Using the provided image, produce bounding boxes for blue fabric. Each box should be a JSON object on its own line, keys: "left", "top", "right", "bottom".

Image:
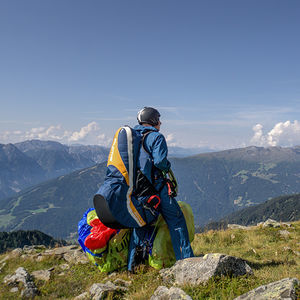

{"left": 129, "top": 125, "right": 194, "bottom": 265}
{"left": 127, "top": 225, "right": 155, "bottom": 271}
{"left": 78, "top": 208, "right": 94, "bottom": 253}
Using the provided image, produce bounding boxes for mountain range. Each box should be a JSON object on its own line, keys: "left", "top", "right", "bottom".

{"left": 204, "top": 193, "right": 300, "bottom": 230}
{"left": 0, "top": 144, "right": 300, "bottom": 238}
{"left": 0, "top": 140, "right": 109, "bottom": 200}
{"left": 0, "top": 139, "right": 207, "bottom": 201}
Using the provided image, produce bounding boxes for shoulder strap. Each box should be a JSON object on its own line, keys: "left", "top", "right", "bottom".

{"left": 141, "top": 130, "right": 154, "bottom": 156}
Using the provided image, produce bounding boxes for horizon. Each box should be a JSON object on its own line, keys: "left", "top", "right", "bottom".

{"left": 1, "top": 1, "right": 300, "bottom": 149}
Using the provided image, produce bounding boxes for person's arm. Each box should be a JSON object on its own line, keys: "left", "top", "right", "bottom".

{"left": 151, "top": 134, "right": 171, "bottom": 172}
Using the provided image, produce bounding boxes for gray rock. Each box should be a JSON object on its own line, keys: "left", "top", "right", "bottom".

{"left": 113, "top": 278, "right": 132, "bottom": 287}
{"left": 10, "top": 287, "right": 19, "bottom": 293}
{"left": 234, "top": 277, "right": 299, "bottom": 300}
{"left": 31, "top": 269, "right": 51, "bottom": 281}
{"left": 279, "top": 230, "right": 290, "bottom": 237}
{"left": 63, "top": 249, "right": 89, "bottom": 264}
{"left": 89, "top": 281, "right": 127, "bottom": 300}
{"left": 228, "top": 224, "right": 253, "bottom": 230}
{"left": 150, "top": 286, "right": 192, "bottom": 300}
{"left": 41, "top": 245, "right": 88, "bottom": 264}
{"left": 160, "top": 254, "right": 253, "bottom": 285}
{"left": 4, "top": 267, "right": 31, "bottom": 285}
{"left": 74, "top": 291, "right": 89, "bottom": 299}
{"left": 21, "top": 280, "right": 39, "bottom": 299}
{"left": 262, "top": 219, "right": 281, "bottom": 228}
{"left": 9, "top": 248, "right": 23, "bottom": 258}
{"left": 60, "top": 263, "right": 70, "bottom": 270}
{"left": 4, "top": 267, "right": 38, "bottom": 299}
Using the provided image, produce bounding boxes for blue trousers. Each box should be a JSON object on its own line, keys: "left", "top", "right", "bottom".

{"left": 128, "top": 185, "right": 194, "bottom": 270}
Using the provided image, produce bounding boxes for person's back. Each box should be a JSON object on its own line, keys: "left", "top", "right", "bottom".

{"left": 94, "top": 107, "right": 194, "bottom": 271}
{"left": 127, "top": 107, "right": 194, "bottom": 270}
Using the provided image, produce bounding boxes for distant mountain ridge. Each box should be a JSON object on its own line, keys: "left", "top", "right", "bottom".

{"left": 0, "top": 145, "right": 300, "bottom": 238}
{"left": 0, "top": 140, "right": 109, "bottom": 200}
{"left": 205, "top": 193, "right": 300, "bottom": 230}
{"left": 0, "top": 230, "right": 66, "bottom": 253}
{"left": 0, "top": 143, "right": 45, "bottom": 199}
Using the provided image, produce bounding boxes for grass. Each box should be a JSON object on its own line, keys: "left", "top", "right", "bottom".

{"left": 0, "top": 221, "right": 299, "bottom": 299}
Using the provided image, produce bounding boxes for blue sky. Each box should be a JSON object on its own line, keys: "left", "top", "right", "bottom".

{"left": 1, "top": 0, "right": 300, "bottom": 149}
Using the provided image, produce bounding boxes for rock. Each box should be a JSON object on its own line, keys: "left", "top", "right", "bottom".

{"left": 41, "top": 245, "right": 88, "bottom": 264}
{"left": 10, "top": 287, "right": 19, "bottom": 293}
{"left": 9, "top": 248, "right": 23, "bottom": 258}
{"left": 234, "top": 277, "right": 299, "bottom": 300}
{"left": 4, "top": 267, "right": 31, "bottom": 285}
{"left": 89, "top": 281, "right": 127, "bottom": 300}
{"left": 113, "top": 278, "right": 132, "bottom": 287}
{"left": 74, "top": 292, "right": 89, "bottom": 299}
{"left": 31, "top": 269, "right": 51, "bottom": 281}
{"left": 279, "top": 230, "right": 290, "bottom": 237}
{"left": 3, "top": 267, "right": 38, "bottom": 299}
{"left": 63, "top": 249, "right": 89, "bottom": 264}
{"left": 21, "top": 280, "right": 39, "bottom": 299}
{"left": 159, "top": 254, "right": 253, "bottom": 285}
{"left": 150, "top": 286, "right": 192, "bottom": 300}
{"left": 228, "top": 224, "right": 253, "bottom": 230}
{"left": 89, "top": 282, "right": 115, "bottom": 300}
{"left": 261, "top": 219, "right": 281, "bottom": 228}
{"left": 60, "top": 263, "right": 70, "bottom": 270}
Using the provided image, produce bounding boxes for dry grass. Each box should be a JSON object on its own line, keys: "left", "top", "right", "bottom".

{"left": 0, "top": 221, "right": 299, "bottom": 299}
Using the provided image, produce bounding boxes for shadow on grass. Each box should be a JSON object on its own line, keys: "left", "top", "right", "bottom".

{"left": 246, "top": 259, "right": 286, "bottom": 270}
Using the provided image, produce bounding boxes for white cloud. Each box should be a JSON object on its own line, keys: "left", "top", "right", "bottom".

{"left": 0, "top": 122, "right": 111, "bottom": 146}
{"left": 166, "top": 133, "right": 178, "bottom": 147}
{"left": 251, "top": 120, "right": 300, "bottom": 147}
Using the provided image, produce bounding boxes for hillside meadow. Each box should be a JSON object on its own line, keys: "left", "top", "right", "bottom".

{"left": 0, "top": 221, "right": 299, "bottom": 299}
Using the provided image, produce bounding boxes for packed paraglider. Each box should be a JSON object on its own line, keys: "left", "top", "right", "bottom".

{"left": 78, "top": 107, "right": 195, "bottom": 272}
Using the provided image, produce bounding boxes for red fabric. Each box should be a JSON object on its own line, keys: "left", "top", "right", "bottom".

{"left": 84, "top": 219, "right": 118, "bottom": 250}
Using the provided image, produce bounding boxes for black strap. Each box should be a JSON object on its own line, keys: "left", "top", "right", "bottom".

{"left": 141, "top": 130, "right": 153, "bottom": 156}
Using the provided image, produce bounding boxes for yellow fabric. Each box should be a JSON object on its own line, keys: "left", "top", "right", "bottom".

{"left": 87, "top": 229, "right": 131, "bottom": 273}
{"left": 129, "top": 191, "right": 146, "bottom": 227}
{"left": 107, "top": 127, "right": 129, "bottom": 186}
{"left": 86, "top": 209, "right": 98, "bottom": 225}
{"left": 149, "top": 201, "right": 195, "bottom": 269}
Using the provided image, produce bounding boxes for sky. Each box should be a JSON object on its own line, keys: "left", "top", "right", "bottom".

{"left": 1, "top": 0, "right": 300, "bottom": 150}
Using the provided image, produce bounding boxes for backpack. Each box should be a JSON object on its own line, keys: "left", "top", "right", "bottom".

{"left": 78, "top": 208, "right": 131, "bottom": 273}
{"left": 94, "top": 126, "right": 161, "bottom": 229}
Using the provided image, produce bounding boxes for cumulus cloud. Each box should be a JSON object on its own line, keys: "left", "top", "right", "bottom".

{"left": 251, "top": 120, "right": 300, "bottom": 147}
{"left": 0, "top": 122, "right": 111, "bottom": 146}
{"left": 166, "top": 133, "right": 179, "bottom": 147}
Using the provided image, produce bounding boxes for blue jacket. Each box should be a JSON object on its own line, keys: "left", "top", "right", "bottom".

{"left": 134, "top": 125, "right": 171, "bottom": 186}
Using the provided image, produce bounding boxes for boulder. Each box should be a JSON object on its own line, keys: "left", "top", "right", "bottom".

{"left": 3, "top": 267, "right": 38, "bottom": 299}
{"left": 260, "top": 219, "right": 281, "bottom": 228}
{"left": 234, "top": 277, "right": 299, "bottom": 300}
{"left": 89, "top": 281, "right": 128, "bottom": 300}
{"left": 150, "top": 286, "right": 192, "bottom": 300}
{"left": 31, "top": 269, "right": 51, "bottom": 281}
{"left": 228, "top": 224, "right": 253, "bottom": 230}
{"left": 113, "top": 278, "right": 132, "bottom": 287}
{"left": 74, "top": 291, "right": 89, "bottom": 299}
{"left": 278, "top": 230, "right": 290, "bottom": 237}
{"left": 3, "top": 267, "right": 31, "bottom": 285}
{"left": 160, "top": 254, "right": 253, "bottom": 285}
{"left": 89, "top": 282, "right": 117, "bottom": 300}
{"left": 9, "top": 248, "right": 23, "bottom": 258}
{"left": 41, "top": 245, "right": 88, "bottom": 264}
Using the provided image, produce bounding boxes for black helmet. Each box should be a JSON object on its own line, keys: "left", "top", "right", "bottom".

{"left": 137, "top": 107, "right": 161, "bottom": 126}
